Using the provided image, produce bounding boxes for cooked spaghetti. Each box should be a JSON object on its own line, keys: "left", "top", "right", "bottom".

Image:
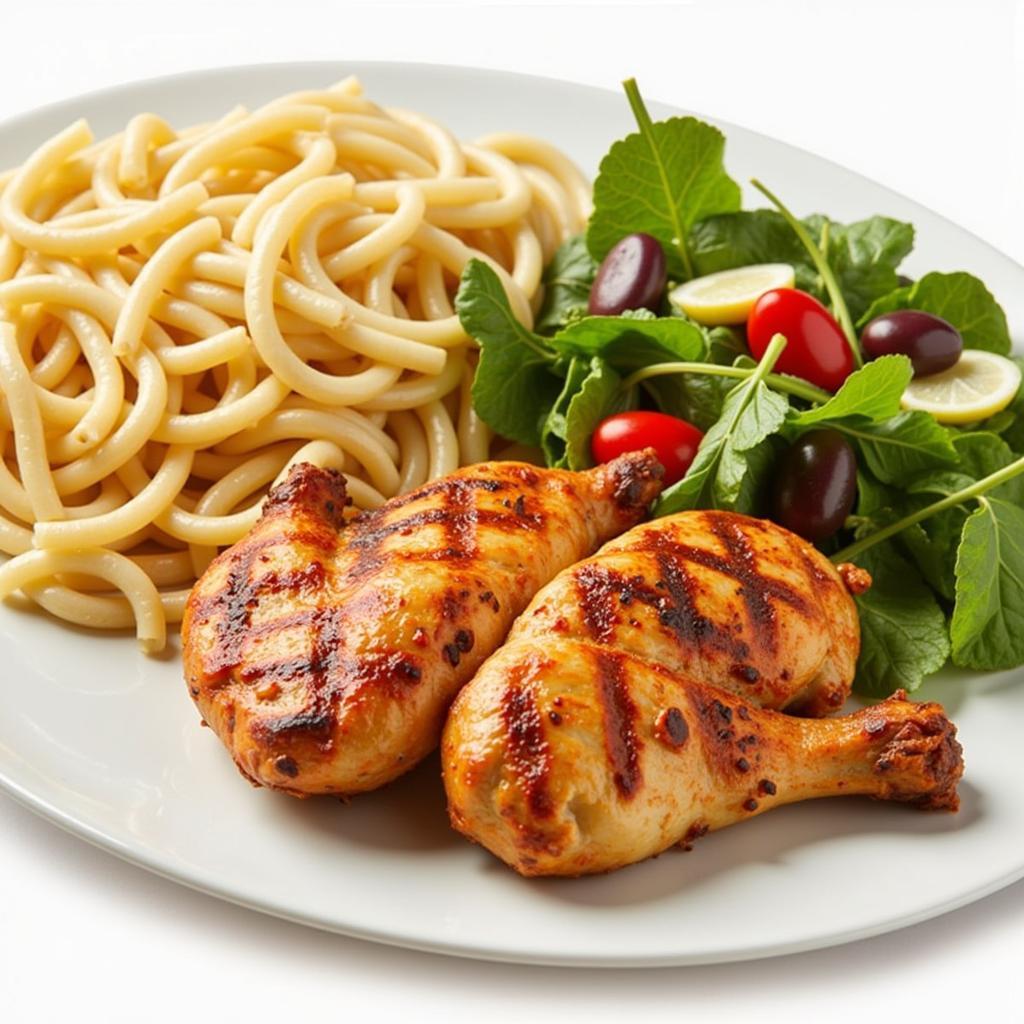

{"left": 0, "top": 76, "right": 591, "bottom": 650}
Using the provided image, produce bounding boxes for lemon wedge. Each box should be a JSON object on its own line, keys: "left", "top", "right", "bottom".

{"left": 669, "top": 263, "right": 796, "bottom": 325}
{"left": 900, "top": 349, "right": 1022, "bottom": 424}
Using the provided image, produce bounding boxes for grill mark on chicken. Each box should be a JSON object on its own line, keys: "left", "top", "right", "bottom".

{"left": 704, "top": 513, "right": 783, "bottom": 651}
{"left": 691, "top": 691, "right": 761, "bottom": 781}
{"left": 594, "top": 650, "right": 643, "bottom": 799}
{"left": 502, "top": 666, "right": 554, "bottom": 818}
{"left": 387, "top": 475, "right": 505, "bottom": 507}
{"left": 653, "top": 548, "right": 749, "bottom": 660}
{"left": 625, "top": 518, "right": 812, "bottom": 654}
{"left": 253, "top": 706, "right": 336, "bottom": 742}
{"left": 185, "top": 453, "right": 667, "bottom": 796}
{"left": 256, "top": 561, "right": 325, "bottom": 593}
{"left": 342, "top": 483, "right": 543, "bottom": 588}
{"left": 202, "top": 545, "right": 263, "bottom": 677}
{"left": 444, "top": 476, "right": 479, "bottom": 560}
{"left": 571, "top": 558, "right": 749, "bottom": 661}
{"left": 191, "top": 526, "right": 337, "bottom": 630}
{"left": 573, "top": 562, "right": 621, "bottom": 642}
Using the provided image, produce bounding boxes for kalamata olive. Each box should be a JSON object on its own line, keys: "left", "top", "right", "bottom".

{"left": 860, "top": 310, "right": 963, "bottom": 378}
{"left": 588, "top": 232, "right": 667, "bottom": 316}
{"left": 771, "top": 429, "right": 857, "bottom": 542}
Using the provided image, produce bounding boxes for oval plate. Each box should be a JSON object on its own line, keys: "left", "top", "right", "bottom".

{"left": 0, "top": 61, "right": 1021, "bottom": 967}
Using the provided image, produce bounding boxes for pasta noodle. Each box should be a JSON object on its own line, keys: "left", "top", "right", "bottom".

{"left": 0, "top": 77, "right": 591, "bottom": 651}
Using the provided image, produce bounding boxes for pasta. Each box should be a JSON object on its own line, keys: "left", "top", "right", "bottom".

{"left": 0, "top": 76, "right": 591, "bottom": 650}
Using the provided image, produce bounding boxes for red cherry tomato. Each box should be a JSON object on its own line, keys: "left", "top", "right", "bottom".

{"left": 747, "top": 288, "right": 854, "bottom": 392}
{"left": 591, "top": 411, "right": 703, "bottom": 485}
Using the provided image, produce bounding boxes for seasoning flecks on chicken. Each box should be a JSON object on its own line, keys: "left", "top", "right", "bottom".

{"left": 442, "top": 636, "right": 963, "bottom": 876}
{"left": 181, "top": 452, "right": 664, "bottom": 797}
{"left": 509, "top": 509, "right": 863, "bottom": 716}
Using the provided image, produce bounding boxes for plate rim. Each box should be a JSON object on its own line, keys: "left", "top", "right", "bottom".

{"left": 1, "top": 58, "right": 1022, "bottom": 968}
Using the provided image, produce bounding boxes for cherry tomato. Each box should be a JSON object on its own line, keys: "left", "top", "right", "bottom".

{"left": 747, "top": 288, "right": 855, "bottom": 392}
{"left": 591, "top": 411, "right": 703, "bottom": 485}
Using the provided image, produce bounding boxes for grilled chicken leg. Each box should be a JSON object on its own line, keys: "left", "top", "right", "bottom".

{"left": 442, "top": 637, "right": 963, "bottom": 876}
{"left": 509, "top": 509, "right": 865, "bottom": 715}
{"left": 182, "top": 452, "right": 664, "bottom": 796}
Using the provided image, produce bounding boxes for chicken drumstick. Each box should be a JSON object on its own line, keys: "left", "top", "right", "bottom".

{"left": 443, "top": 635, "right": 963, "bottom": 876}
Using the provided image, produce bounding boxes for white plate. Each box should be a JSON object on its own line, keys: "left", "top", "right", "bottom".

{"left": 1, "top": 61, "right": 1022, "bottom": 968}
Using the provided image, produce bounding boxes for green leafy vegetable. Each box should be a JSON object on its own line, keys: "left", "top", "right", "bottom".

{"left": 978, "top": 357, "right": 1024, "bottom": 452}
{"left": 656, "top": 335, "right": 789, "bottom": 514}
{"left": 690, "top": 209, "right": 811, "bottom": 283}
{"left": 806, "top": 215, "right": 915, "bottom": 322}
{"left": 587, "top": 81, "right": 740, "bottom": 279}
{"left": 534, "top": 235, "right": 597, "bottom": 334}
{"left": 858, "top": 271, "right": 1011, "bottom": 354}
{"left": 788, "top": 355, "right": 912, "bottom": 427}
{"left": 540, "top": 356, "right": 591, "bottom": 466}
{"left": 897, "top": 433, "right": 1024, "bottom": 603}
{"left": 541, "top": 357, "right": 623, "bottom": 470}
{"left": 690, "top": 210, "right": 914, "bottom": 321}
{"left": 456, "top": 260, "right": 560, "bottom": 446}
{"left": 833, "top": 411, "right": 957, "bottom": 484}
{"left": 852, "top": 542, "right": 951, "bottom": 697}
{"left": 644, "top": 328, "right": 745, "bottom": 430}
{"left": 951, "top": 497, "right": 1024, "bottom": 670}
{"left": 553, "top": 312, "right": 705, "bottom": 366}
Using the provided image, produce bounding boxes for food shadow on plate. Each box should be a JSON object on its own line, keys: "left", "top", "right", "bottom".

{"left": 926, "top": 667, "right": 1024, "bottom": 714}
{"left": 519, "top": 780, "right": 984, "bottom": 909}
{"left": 263, "top": 751, "right": 462, "bottom": 854}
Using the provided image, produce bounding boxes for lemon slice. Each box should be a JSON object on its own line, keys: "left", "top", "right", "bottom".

{"left": 669, "top": 263, "right": 795, "bottom": 326}
{"left": 900, "top": 349, "right": 1022, "bottom": 424}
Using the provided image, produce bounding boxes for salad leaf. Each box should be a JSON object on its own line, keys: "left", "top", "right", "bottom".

{"left": 951, "top": 496, "right": 1024, "bottom": 670}
{"left": 833, "top": 411, "right": 957, "bottom": 484}
{"left": 852, "top": 542, "right": 951, "bottom": 697}
{"left": 951, "top": 432, "right": 1024, "bottom": 503}
{"left": 456, "top": 260, "right": 561, "bottom": 446}
{"left": 806, "top": 215, "right": 915, "bottom": 321}
{"left": 656, "top": 361, "right": 789, "bottom": 515}
{"left": 540, "top": 357, "right": 624, "bottom": 470}
{"left": 689, "top": 210, "right": 914, "bottom": 320}
{"left": 978, "top": 357, "right": 1024, "bottom": 452}
{"left": 534, "top": 235, "right": 597, "bottom": 334}
{"left": 587, "top": 112, "right": 740, "bottom": 279}
{"left": 898, "top": 508, "right": 967, "bottom": 602}
{"left": 858, "top": 271, "right": 1011, "bottom": 355}
{"left": 719, "top": 435, "right": 779, "bottom": 513}
{"left": 540, "top": 356, "right": 591, "bottom": 466}
{"left": 552, "top": 312, "right": 705, "bottom": 366}
{"left": 690, "top": 210, "right": 812, "bottom": 285}
{"left": 899, "top": 433, "right": 1024, "bottom": 602}
{"left": 644, "top": 328, "right": 746, "bottom": 431}
{"left": 564, "top": 358, "right": 624, "bottom": 470}
{"left": 788, "top": 355, "right": 912, "bottom": 427}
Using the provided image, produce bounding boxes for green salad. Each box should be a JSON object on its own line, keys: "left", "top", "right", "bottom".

{"left": 453, "top": 80, "right": 1024, "bottom": 698}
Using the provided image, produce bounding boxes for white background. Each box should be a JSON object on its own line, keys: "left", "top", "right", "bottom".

{"left": 2, "top": 1, "right": 1022, "bottom": 1019}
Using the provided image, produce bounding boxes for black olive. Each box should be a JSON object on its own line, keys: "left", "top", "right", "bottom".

{"left": 860, "top": 310, "right": 962, "bottom": 378}
{"left": 588, "top": 233, "right": 667, "bottom": 316}
{"left": 771, "top": 429, "right": 857, "bottom": 542}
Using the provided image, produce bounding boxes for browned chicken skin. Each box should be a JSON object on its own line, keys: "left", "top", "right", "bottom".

{"left": 442, "top": 509, "right": 963, "bottom": 876}
{"left": 511, "top": 510, "right": 862, "bottom": 715}
{"left": 181, "top": 451, "right": 664, "bottom": 796}
{"left": 442, "top": 637, "right": 963, "bottom": 877}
